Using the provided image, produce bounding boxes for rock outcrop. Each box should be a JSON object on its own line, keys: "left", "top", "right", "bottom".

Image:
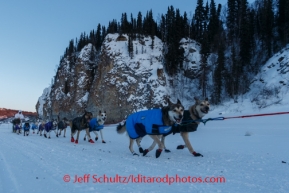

{"left": 36, "top": 34, "right": 203, "bottom": 123}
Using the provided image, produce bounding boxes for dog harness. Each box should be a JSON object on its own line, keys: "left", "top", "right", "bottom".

{"left": 126, "top": 109, "right": 173, "bottom": 139}
{"left": 171, "top": 110, "right": 199, "bottom": 134}
{"left": 89, "top": 118, "right": 104, "bottom": 132}
{"left": 72, "top": 116, "right": 89, "bottom": 131}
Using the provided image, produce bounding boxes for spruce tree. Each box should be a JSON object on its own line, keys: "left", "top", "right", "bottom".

{"left": 278, "top": 0, "right": 289, "bottom": 46}
{"left": 212, "top": 40, "right": 225, "bottom": 104}
{"left": 137, "top": 11, "right": 143, "bottom": 39}
{"left": 96, "top": 24, "right": 102, "bottom": 50}
{"left": 239, "top": 0, "right": 251, "bottom": 66}
{"left": 226, "top": 0, "right": 238, "bottom": 42}
{"left": 194, "top": 0, "right": 205, "bottom": 42}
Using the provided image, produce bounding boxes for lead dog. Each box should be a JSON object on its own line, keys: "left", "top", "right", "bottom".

{"left": 70, "top": 111, "right": 93, "bottom": 144}
{"left": 143, "top": 97, "right": 210, "bottom": 157}
{"left": 117, "top": 99, "right": 184, "bottom": 158}
{"left": 84, "top": 111, "right": 107, "bottom": 143}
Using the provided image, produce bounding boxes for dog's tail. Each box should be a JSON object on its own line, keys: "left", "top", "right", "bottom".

{"left": 116, "top": 121, "right": 126, "bottom": 134}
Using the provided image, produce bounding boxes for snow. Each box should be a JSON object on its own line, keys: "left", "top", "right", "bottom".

{"left": 103, "top": 34, "right": 170, "bottom": 110}
{"left": 10, "top": 38, "right": 289, "bottom": 192}
{"left": 1, "top": 101, "right": 289, "bottom": 192}
{"left": 37, "top": 87, "right": 51, "bottom": 116}
{"left": 78, "top": 44, "right": 94, "bottom": 62}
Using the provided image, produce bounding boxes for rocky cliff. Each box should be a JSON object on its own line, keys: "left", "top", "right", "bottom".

{"left": 36, "top": 34, "right": 204, "bottom": 123}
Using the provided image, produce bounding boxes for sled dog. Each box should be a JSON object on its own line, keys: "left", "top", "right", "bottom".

{"left": 23, "top": 122, "right": 30, "bottom": 136}
{"left": 57, "top": 117, "right": 69, "bottom": 137}
{"left": 12, "top": 118, "right": 21, "bottom": 133}
{"left": 143, "top": 97, "right": 210, "bottom": 157}
{"left": 43, "top": 120, "right": 58, "bottom": 139}
{"left": 84, "top": 111, "right": 107, "bottom": 143}
{"left": 117, "top": 99, "right": 184, "bottom": 158}
{"left": 70, "top": 111, "right": 93, "bottom": 144}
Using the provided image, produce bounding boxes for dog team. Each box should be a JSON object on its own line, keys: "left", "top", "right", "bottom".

{"left": 12, "top": 117, "right": 70, "bottom": 138}
{"left": 12, "top": 111, "right": 107, "bottom": 143}
{"left": 12, "top": 97, "right": 210, "bottom": 158}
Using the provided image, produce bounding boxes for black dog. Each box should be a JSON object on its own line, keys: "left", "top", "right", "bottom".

{"left": 12, "top": 118, "right": 21, "bottom": 133}
{"left": 70, "top": 111, "right": 93, "bottom": 144}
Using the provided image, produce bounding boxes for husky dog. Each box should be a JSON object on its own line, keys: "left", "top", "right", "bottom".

{"left": 143, "top": 97, "right": 210, "bottom": 157}
{"left": 117, "top": 99, "right": 184, "bottom": 158}
{"left": 37, "top": 121, "right": 45, "bottom": 136}
{"left": 70, "top": 111, "right": 93, "bottom": 144}
{"left": 22, "top": 122, "right": 31, "bottom": 136}
{"left": 52, "top": 120, "right": 58, "bottom": 130}
{"left": 84, "top": 111, "right": 107, "bottom": 143}
{"left": 56, "top": 117, "right": 69, "bottom": 137}
{"left": 43, "top": 120, "right": 58, "bottom": 139}
{"left": 12, "top": 118, "right": 21, "bottom": 133}
{"left": 31, "top": 122, "right": 38, "bottom": 134}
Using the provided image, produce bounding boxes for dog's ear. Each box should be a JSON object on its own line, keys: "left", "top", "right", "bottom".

{"left": 194, "top": 97, "right": 200, "bottom": 104}
{"left": 99, "top": 110, "right": 101, "bottom": 115}
{"left": 177, "top": 99, "right": 182, "bottom": 105}
{"left": 167, "top": 98, "right": 173, "bottom": 106}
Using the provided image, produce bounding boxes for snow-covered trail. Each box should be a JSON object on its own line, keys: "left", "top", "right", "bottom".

{"left": 0, "top": 111, "right": 289, "bottom": 193}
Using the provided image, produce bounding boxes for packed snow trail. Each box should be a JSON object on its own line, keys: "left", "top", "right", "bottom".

{"left": 0, "top": 110, "right": 289, "bottom": 193}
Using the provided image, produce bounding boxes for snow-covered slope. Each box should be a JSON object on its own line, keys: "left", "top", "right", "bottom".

{"left": 211, "top": 45, "right": 289, "bottom": 114}
{"left": 248, "top": 45, "right": 289, "bottom": 109}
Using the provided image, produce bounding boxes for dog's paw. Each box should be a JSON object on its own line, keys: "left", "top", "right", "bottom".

{"left": 143, "top": 149, "right": 149, "bottom": 156}
{"left": 133, "top": 152, "right": 139, "bottom": 156}
{"left": 102, "top": 140, "right": 106, "bottom": 143}
{"left": 95, "top": 137, "right": 98, "bottom": 141}
{"left": 155, "top": 149, "right": 163, "bottom": 158}
{"left": 177, "top": 145, "right": 185, "bottom": 149}
{"left": 165, "top": 149, "right": 171, "bottom": 153}
{"left": 192, "top": 152, "right": 203, "bottom": 157}
{"left": 139, "top": 147, "right": 144, "bottom": 153}
{"left": 83, "top": 137, "right": 86, "bottom": 141}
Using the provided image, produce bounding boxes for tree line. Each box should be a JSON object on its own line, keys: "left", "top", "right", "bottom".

{"left": 60, "top": 0, "right": 289, "bottom": 105}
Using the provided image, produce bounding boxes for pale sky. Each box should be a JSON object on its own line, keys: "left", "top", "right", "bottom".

{"left": 0, "top": 0, "right": 254, "bottom": 112}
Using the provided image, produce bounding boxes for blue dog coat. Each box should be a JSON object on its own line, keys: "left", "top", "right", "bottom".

{"left": 45, "top": 121, "right": 53, "bottom": 132}
{"left": 23, "top": 122, "right": 30, "bottom": 131}
{"left": 31, "top": 124, "right": 37, "bottom": 130}
{"left": 126, "top": 109, "right": 172, "bottom": 139}
{"left": 89, "top": 118, "right": 104, "bottom": 132}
